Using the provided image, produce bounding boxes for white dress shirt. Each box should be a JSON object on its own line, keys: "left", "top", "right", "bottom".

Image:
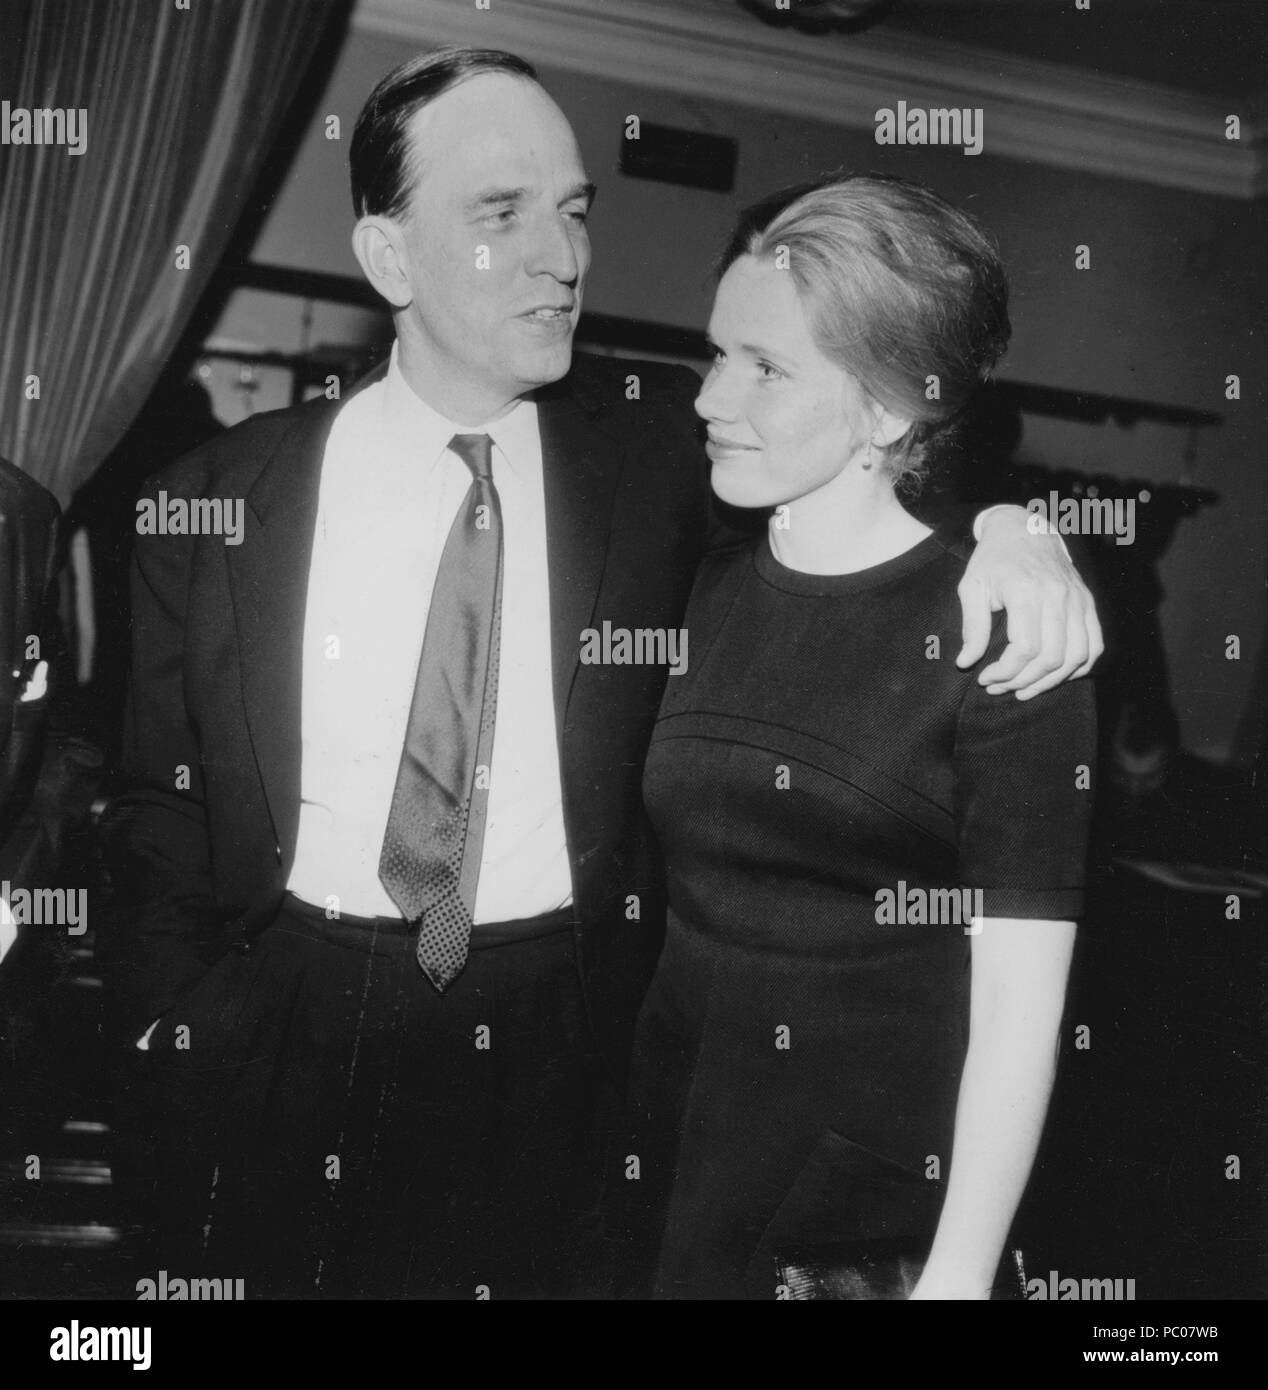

{"left": 285, "top": 346, "right": 572, "bottom": 924}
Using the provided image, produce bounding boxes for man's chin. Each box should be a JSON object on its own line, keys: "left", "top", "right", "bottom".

{"left": 518, "top": 344, "right": 576, "bottom": 390}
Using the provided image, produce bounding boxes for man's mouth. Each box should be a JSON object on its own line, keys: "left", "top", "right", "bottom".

{"left": 522, "top": 305, "right": 573, "bottom": 322}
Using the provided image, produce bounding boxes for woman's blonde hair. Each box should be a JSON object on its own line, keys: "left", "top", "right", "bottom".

{"left": 719, "top": 174, "right": 1010, "bottom": 493}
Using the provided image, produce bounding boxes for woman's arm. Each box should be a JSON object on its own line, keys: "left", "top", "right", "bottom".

{"left": 908, "top": 916, "right": 1077, "bottom": 1300}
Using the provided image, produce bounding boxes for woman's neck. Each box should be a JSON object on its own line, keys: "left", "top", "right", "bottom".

{"left": 768, "top": 468, "right": 932, "bottom": 576}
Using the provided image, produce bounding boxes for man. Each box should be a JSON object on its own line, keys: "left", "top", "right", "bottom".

{"left": 100, "top": 48, "right": 1100, "bottom": 1299}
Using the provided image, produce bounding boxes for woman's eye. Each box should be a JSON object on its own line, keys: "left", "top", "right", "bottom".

{"left": 758, "top": 361, "right": 782, "bottom": 380}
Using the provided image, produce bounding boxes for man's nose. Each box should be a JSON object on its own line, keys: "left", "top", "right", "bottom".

{"left": 527, "top": 213, "right": 582, "bottom": 283}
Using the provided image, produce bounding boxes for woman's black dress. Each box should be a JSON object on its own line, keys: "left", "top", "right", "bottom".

{"left": 625, "top": 531, "right": 1096, "bottom": 1299}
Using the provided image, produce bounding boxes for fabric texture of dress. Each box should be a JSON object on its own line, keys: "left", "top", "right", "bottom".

{"left": 623, "top": 529, "right": 1096, "bottom": 1299}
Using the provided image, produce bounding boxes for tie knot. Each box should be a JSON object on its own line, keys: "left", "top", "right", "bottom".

{"left": 450, "top": 433, "right": 494, "bottom": 482}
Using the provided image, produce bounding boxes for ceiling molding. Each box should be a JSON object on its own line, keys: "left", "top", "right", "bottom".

{"left": 353, "top": 0, "right": 1265, "bottom": 199}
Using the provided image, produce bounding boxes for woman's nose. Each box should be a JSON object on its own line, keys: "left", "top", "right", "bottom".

{"left": 694, "top": 365, "right": 733, "bottom": 421}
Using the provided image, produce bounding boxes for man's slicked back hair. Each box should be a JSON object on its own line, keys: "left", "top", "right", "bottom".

{"left": 350, "top": 46, "right": 540, "bottom": 219}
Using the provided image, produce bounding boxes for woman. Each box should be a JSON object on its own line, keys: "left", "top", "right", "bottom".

{"left": 621, "top": 174, "right": 1095, "bottom": 1300}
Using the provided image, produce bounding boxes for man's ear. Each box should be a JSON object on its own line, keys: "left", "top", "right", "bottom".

{"left": 352, "top": 215, "right": 413, "bottom": 310}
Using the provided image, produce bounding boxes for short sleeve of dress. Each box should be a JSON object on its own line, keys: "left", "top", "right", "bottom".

{"left": 953, "top": 641, "right": 1097, "bottom": 921}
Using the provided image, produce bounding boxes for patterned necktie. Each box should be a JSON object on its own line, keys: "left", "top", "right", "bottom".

{"left": 378, "top": 433, "right": 502, "bottom": 991}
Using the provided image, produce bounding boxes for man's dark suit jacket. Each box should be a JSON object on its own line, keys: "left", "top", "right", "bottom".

{"left": 99, "top": 353, "right": 715, "bottom": 1084}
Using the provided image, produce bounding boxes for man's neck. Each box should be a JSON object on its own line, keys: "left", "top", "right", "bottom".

{"left": 394, "top": 340, "right": 527, "bottom": 426}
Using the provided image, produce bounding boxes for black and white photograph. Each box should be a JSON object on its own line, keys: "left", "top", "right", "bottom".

{"left": 0, "top": 0, "right": 1263, "bottom": 1363}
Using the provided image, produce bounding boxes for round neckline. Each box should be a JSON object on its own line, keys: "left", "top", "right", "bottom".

{"left": 752, "top": 529, "right": 947, "bottom": 596}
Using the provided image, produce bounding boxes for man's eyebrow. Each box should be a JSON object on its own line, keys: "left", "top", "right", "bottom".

{"left": 463, "top": 182, "right": 595, "bottom": 215}
{"left": 563, "top": 181, "right": 598, "bottom": 208}
{"left": 464, "top": 186, "right": 530, "bottom": 213}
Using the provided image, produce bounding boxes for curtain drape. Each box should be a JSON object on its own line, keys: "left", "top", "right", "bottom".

{"left": 0, "top": 0, "right": 344, "bottom": 503}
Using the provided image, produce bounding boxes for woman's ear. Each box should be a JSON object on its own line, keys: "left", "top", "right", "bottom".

{"left": 871, "top": 400, "right": 914, "bottom": 451}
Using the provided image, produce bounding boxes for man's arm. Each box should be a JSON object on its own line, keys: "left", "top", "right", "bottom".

{"left": 692, "top": 372, "right": 1103, "bottom": 696}
{"left": 958, "top": 505, "right": 1102, "bottom": 700}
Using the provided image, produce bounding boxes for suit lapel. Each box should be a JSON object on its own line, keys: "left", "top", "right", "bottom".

{"left": 536, "top": 377, "right": 626, "bottom": 748}
{"left": 225, "top": 397, "right": 340, "bottom": 861}
{"left": 225, "top": 362, "right": 621, "bottom": 857}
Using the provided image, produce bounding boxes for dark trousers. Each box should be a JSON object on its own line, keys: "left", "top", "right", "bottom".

{"left": 115, "top": 898, "right": 617, "bottom": 1299}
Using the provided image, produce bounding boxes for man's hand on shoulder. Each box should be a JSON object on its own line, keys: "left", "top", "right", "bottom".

{"left": 957, "top": 504, "right": 1103, "bottom": 700}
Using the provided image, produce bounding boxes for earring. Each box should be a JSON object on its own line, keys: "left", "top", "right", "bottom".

{"left": 862, "top": 440, "right": 876, "bottom": 471}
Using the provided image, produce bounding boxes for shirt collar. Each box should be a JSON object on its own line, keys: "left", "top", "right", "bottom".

{"left": 382, "top": 342, "right": 539, "bottom": 481}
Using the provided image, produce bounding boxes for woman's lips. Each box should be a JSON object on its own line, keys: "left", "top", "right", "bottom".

{"left": 706, "top": 436, "right": 757, "bottom": 459}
